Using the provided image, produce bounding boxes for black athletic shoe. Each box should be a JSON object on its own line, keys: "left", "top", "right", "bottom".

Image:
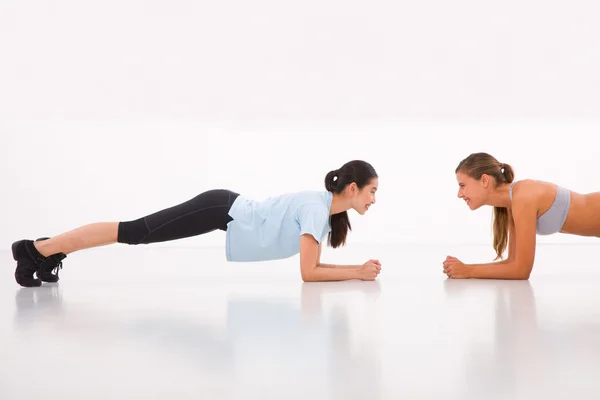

{"left": 34, "top": 237, "right": 63, "bottom": 283}
{"left": 12, "top": 239, "right": 67, "bottom": 288}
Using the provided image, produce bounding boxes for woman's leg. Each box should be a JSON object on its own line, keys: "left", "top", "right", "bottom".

{"left": 13, "top": 189, "right": 239, "bottom": 287}
{"left": 116, "top": 188, "right": 239, "bottom": 245}
{"left": 34, "top": 222, "right": 119, "bottom": 257}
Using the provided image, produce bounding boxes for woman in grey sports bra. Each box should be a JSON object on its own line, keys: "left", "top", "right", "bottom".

{"left": 442, "top": 152, "right": 600, "bottom": 280}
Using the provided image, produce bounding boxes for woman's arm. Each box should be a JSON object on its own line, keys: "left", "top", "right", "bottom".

{"left": 299, "top": 235, "right": 381, "bottom": 281}
{"left": 467, "top": 210, "right": 516, "bottom": 267}
{"left": 467, "top": 195, "right": 537, "bottom": 279}
{"left": 316, "top": 244, "right": 368, "bottom": 269}
{"left": 485, "top": 209, "right": 516, "bottom": 264}
{"left": 299, "top": 235, "right": 360, "bottom": 281}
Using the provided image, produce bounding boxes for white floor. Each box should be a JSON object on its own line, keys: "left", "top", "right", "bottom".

{"left": 2, "top": 243, "right": 600, "bottom": 400}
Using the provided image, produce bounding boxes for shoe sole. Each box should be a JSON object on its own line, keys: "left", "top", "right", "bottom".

{"left": 12, "top": 240, "right": 42, "bottom": 287}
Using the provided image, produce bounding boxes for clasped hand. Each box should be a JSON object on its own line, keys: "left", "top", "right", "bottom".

{"left": 443, "top": 256, "right": 469, "bottom": 278}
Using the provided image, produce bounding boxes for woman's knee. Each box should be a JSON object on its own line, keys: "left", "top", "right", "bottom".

{"left": 117, "top": 219, "right": 150, "bottom": 245}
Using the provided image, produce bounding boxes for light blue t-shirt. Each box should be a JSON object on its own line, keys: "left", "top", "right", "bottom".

{"left": 225, "top": 190, "right": 333, "bottom": 262}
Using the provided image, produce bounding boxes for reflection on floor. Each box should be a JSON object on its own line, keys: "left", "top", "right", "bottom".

{"left": 2, "top": 244, "right": 600, "bottom": 399}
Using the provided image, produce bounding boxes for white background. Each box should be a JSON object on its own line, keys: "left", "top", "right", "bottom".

{"left": 2, "top": 4, "right": 600, "bottom": 398}
{"left": 2, "top": 0, "right": 600, "bottom": 252}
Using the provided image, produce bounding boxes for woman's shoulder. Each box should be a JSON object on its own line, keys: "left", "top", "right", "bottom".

{"left": 511, "top": 179, "right": 555, "bottom": 205}
{"left": 292, "top": 190, "right": 332, "bottom": 210}
{"left": 511, "top": 179, "right": 534, "bottom": 191}
{"left": 512, "top": 179, "right": 553, "bottom": 193}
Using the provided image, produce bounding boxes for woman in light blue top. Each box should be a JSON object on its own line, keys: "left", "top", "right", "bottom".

{"left": 443, "top": 152, "right": 600, "bottom": 280}
{"left": 12, "top": 160, "right": 381, "bottom": 287}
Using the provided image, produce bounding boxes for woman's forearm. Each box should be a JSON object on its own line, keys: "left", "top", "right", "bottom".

{"left": 467, "top": 261, "right": 530, "bottom": 280}
{"left": 302, "top": 265, "right": 361, "bottom": 282}
{"left": 317, "top": 263, "right": 362, "bottom": 269}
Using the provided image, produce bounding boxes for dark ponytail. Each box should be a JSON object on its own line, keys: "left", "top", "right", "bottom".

{"left": 324, "top": 169, "right": 339, "bottom": 192}
{"left": 324, "top": 160, "right": 378, "bottom": 248}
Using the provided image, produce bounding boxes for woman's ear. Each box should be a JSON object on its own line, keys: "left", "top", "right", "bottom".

{"left": 481, "top": 174, "right": 490, "bottom": 188}
{"left": 347, "top": 182, "right": 358, "bottom": 195}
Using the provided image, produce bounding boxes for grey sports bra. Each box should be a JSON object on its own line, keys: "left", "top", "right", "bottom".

{"left": 509, "top": 181, "right": 571, "bottom": 235}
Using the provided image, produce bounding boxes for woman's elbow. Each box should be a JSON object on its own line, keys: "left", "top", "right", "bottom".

{"left": 509, "top": 257, "right": 533, "bottom": 280}
{"left": 514, "top": 266, "right": 532, "bottom": 280}
{"left": 301, "top": 269, "right": 317, "bottom": 282}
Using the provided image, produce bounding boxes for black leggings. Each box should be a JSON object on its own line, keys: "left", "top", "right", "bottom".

{"left": 117, "top": 189, "right": 240, "bottom": 245}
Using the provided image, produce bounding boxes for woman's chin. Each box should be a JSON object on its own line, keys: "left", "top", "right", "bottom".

{"left": 468, "top": 202, "right": 482, "bottom": 210}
